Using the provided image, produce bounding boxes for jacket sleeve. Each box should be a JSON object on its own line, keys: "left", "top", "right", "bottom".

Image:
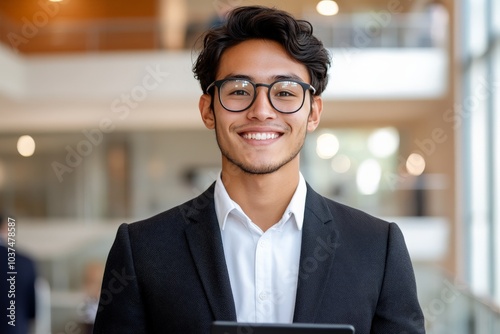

{"left": 93, "top": 223, "right": 147, "bottom": 334}
{"left": 371, "top": 223, "right": 426, "bottom": 334}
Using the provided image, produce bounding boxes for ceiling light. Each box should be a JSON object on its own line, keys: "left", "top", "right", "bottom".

{"left": 17, "top": 135, "right": 36, "bottom": 157}
{"left": 316, "top": 0, "right": 339, "bottom": 16}
{"left": 406, "top": 153, "right": 426, "bottom": 176}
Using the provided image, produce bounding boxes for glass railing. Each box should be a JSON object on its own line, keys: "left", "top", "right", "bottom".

{"left": 308, "top": 12, "right": 448, "bottom": 49}
{"left": 414, "top": 264, "right": 500, "bottom": 334}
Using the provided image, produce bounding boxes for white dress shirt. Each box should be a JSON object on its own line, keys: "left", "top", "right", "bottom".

{"left": 214, "top": 173, "right": 307, "bottom": 323}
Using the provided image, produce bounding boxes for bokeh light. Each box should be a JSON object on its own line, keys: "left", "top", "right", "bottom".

{"left": 17, "top": 135, "right": 36, "bottom": 157}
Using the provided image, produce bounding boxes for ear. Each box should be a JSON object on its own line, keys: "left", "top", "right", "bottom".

{"left": 199, "top": 94, "right": 215, "bottom": 129}
{"left": 307, "top": 96, "right": 323, "bottom": 132}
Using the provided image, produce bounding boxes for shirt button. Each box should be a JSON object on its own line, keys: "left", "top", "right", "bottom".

{"left": 259, "top": 292, "right": 268, "bottom": 301}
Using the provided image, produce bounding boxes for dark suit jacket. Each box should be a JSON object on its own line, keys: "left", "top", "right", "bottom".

{"left": 93, "top": 184, "right": 425, "bottom": 334}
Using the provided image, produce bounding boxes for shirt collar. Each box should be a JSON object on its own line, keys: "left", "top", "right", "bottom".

{"left": 214, "top": 172, "right": 307, "bottom": 231}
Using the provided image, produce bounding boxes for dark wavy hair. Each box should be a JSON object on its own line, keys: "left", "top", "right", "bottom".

{"left": 193, "top": 6, "right": 331, "bottom": 96}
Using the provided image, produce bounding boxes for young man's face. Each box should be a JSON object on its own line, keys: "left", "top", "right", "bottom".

{"left": 199, "top": 39, "right": 322, "bottom": 175}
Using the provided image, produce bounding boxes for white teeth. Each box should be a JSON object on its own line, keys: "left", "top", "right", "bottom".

{"left": 243, "top": 133, "right": 279, "bottom": 140}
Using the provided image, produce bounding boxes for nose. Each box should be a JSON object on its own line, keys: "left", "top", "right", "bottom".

{"left": 246, "top": 87, "right": 277, "bottom": 121}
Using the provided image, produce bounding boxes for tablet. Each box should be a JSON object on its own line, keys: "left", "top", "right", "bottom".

{"left": 211, "top": 321, "right": 355, "bottom": 334}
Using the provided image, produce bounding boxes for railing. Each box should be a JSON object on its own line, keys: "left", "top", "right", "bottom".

{"left": 309, "top": 12, "right": 448, "bottom": 49}
{"left": 415, "top": 265, "right": 500, "bottom": 334}
{"left": 0, "top": 12, "right": 447, "bottom": 53}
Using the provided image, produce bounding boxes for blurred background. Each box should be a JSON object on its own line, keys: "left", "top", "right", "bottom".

{"left": 0, "top": 0, "right": 499, "bottom": 333}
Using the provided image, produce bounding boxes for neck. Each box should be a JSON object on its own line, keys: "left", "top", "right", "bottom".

{"left": 221, "top": 159, "right": 300, "bottom": 232}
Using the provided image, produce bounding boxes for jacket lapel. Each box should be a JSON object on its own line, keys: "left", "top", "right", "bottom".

{"left": 293, "top": 185, "right": 340, "bottom": 322}
{"left": 183, "top": 184, "right": 237, "bottom": 321}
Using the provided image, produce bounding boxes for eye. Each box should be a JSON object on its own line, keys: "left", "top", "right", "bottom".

{"left": 272, "top": 81, "right": 301, "bottom": 99}
{"left": 222, "top": 80, "right": 253, "bottom": 97}
{"left": 275, "top": 90, "right": 295, "bottom": 97}
{"left": 229, "top": 89, "right": 251, "bottom": 96}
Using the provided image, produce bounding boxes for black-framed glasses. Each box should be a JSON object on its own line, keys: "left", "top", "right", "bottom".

{"left": 206, "top": 78, "right": 316, "bottom": 114}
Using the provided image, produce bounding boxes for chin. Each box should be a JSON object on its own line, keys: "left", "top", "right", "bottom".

{"left": 220, "top": 144, "right": 300, "bottom": 176}
{"left": 239, "top": 164, "right": 283, "bottom": 175}
{"left": 230, "top": 157, "right": 291, "bottom": 175}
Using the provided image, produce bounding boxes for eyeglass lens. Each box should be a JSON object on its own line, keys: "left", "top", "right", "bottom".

{"left": 219, "top": 79, "right": 306, "bottom": 113}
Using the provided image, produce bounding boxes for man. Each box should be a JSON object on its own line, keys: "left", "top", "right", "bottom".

{"left": 0, "top": 214, "right": 37, "bottom": 334}
{"left": 94, "top": 6, "right": 425, "bottom": 334}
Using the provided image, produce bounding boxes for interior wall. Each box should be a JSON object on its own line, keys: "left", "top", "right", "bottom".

{"left": 0, "top": 0, "right": 157, "bottom": 22}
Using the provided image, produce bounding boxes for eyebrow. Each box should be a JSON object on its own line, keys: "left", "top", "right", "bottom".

{"left": 222, "top": 73, "right": 307, "bottom": 82}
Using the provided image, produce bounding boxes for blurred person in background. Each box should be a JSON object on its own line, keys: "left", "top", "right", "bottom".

{"left": 94, "top": 6, "right": 425, "bottom": 334}
{"left": 0, "top": 214, "right": 37, "bottom": 334}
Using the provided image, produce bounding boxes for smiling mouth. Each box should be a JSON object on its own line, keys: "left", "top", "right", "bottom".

{"left": 241, "top": 132, "right": 282, "bottom": 140}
